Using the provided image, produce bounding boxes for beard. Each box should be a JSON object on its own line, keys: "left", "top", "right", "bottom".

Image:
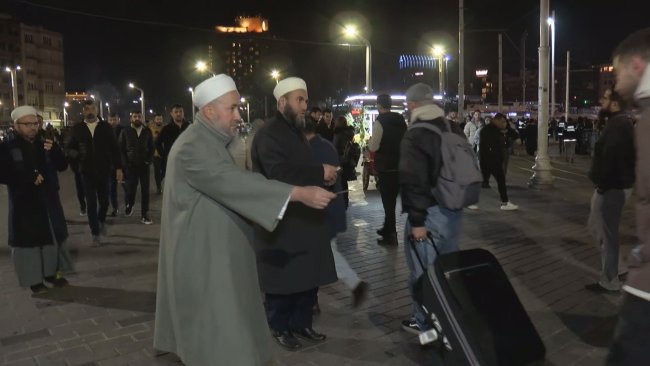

{"left": 84, "top": 113, "right": 96, "bottom": 121}
{"left": 283, "top": 104, "right": 305, "bottom": 130}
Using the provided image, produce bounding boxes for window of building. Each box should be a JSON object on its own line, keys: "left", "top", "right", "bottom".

{"left": 24, "top": 33, "right": 33, "bottom": 43}
{"left": 45, "top": 82, "right": 54, "bottom": 92}
{"left": 43, "top": 36, "right": 52, "bottom": 46}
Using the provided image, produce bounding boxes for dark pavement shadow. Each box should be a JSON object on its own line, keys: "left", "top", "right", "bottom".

{"left": 33, "top": 285, "right": 156, "bottom": 313}
{"left": 556, "top": 313, "right": 618, "bottom": 348}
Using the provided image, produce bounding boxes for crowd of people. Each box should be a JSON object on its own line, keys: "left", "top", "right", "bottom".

{"left": 0, "top": 27, "right": 649, "bottom": 366}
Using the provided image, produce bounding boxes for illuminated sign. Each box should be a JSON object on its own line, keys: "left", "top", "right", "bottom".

{"left": 476, "top": 69, "right": 488, "bottom": 77}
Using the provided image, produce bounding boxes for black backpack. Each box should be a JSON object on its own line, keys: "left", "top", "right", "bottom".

{"left": 343, "top": 140, "right": 361, "bottom": 168}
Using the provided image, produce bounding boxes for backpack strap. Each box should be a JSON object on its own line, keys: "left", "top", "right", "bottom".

{"left": 409, "top": 121, "right": 443, "bottom": 136}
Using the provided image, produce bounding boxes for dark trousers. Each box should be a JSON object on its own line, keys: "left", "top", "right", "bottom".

{"left": 81, "top": 173, "right": 109, "bottom": 236}
{"left": 73, "top": 169, "right": 86, "bottom": 211}
{"left": 109, "top": 170, "right": 128, "bottom": 211}
{"left": 607, "top": 294, "right": 650, "bottom": 366}
{"left": 341, "top": 179, "right": 349, "bottom": 209}
{"left": 378, "top": 171, "right": 399, "bottom": 233}
{"left": 481, "top": 161, "right": 508, "bottom": 203}
{"left": 152, "top": 156, "right": 163, "bottom": 191}
{"left": 266, "top": 288, "right": 318, "bottom": 333}
{"left": 126, "top": 164, "right": 150, "bottom": 217}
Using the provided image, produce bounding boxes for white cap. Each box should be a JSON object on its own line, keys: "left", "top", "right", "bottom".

{"left": 273, "top": 77, "right": 307, "bottom": 100}
{"left": 11, "top": 105, "right": 38, "bottom": 122}
{"left": 193, "top": 74, "right": 238, "bottom": 109}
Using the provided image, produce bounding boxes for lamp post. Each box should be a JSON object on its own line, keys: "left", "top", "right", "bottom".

{"left": 5, "top": 65, "right": 21, "bottom": 108}
{"left": 63, "top": 102, "right": 69, "bottom": 126}
{"left": 432, "top": 45, "right": 446, "bottom": 96}
{"left": 105, "top": 102, "right": 110, "bottom": 115}
{"left": 128, "top": 83, "right": 145, "bottom": 118}
{"left": 548, "top": 12, "right": 556, "bottom": 118}
{"left": 458, "top": 0, "right": 465, "bottom": 121}
{"left": 188, "top": 87, "right": 196, "bottom": 122}
{"left": 270, "top": 69, "right": 280, "bottom": 84}
{"left": 90, "top": 94, "right": 104, "bottom": 119}
{"left": 343, "top": 25, "right": 372, "bottom": 94}
{"left": 241, "top": 97, "right": 250, "bottom": 123}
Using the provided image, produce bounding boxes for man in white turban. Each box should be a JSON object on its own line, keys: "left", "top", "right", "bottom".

{"left": 153, "top": 74, "right": 335, "bottom": 366}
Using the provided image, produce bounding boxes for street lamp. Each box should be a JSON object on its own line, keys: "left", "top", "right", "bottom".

{"left": 432, "top": 45, "right": 446, "bottom": 96}
{"left": 548, "top": 12, "right": 556, "bottom": 118}
{"left": 241, "top": 97, "right": 250, "bottom": 123}
{"left": 128, "top": 82, "right": 145, "bottom": 117}
{"left": 195, "top": 60, "right": 215, "bottom": 76}
{"left": 90, "top": 94, "right": 104, "bottom": 119}
{"left": 343, "top": 24, "right": 372, "bottom": 94}
{"left": 105, "top": 102, "right": 110, "bottom": 115}
{"left": 5, "top": 65, "right": 21, "bottom": 108}
{"left": 270, "top": 69, "right": 280, "bottom": 84}
{"left": 188, "top": 87, "right": 196, "bottom": 122}
{"left": 63, "top": 102, "right": 69, "bottom": 126}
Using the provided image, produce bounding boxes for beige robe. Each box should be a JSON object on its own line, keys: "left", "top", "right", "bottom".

{"left": 154, "top": 115, "right": 292, "bottom": 366}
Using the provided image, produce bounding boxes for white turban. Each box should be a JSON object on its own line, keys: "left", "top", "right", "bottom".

{"left": 273, "top": 77, "right": 307, "bottom": 100}
{"left": 193, "top": 74, "right": 238, "bottom": 109}
{"left": 11, "top": 106, "right": 38, "bottom": 122}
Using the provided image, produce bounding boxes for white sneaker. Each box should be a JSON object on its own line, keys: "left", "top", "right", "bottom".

{"left": 467, "top": 204, "right": 479, "bottom": 210}
{"left": 500, "top": 202, "right": 519, "bottom": 211}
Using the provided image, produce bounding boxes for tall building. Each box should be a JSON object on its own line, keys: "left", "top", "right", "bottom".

{"left": 0, "top": 14, "right": 65, "bottom": 127}
{"left": 211, "top": 16, "right": 269, "bottom": 96}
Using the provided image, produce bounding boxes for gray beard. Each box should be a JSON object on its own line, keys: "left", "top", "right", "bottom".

{"left": 283, "top": 104, "right": 305, "bottom": 130}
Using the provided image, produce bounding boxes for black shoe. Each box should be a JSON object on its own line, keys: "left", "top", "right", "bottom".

{"left": 125, "top": 205, "right": 134, "bottom": 217}
{"left": 482, "top": 183, "right": 491, "bottom": 188}
{"left": 99, "top": 222, "right": 108, "bottom": 236}
{"left": 272, "top": 331, "right": 301, "bottom": 351}
{"left": 292, "top": 328, "right": 326, "bottom": 342}
{"left": 44, "top": 275, "right": 69, "bottom": 288}
{"left": 401, "top": 318, "right": 422, "bottom": 335}
{"left": 352, "top": 281, "right": 370, "bottom": 308}
{"left": 156, "top": 188, "right": 162, "bottom": 195}
{"left": 312, "top": 302, "right": 321, "bottom": 315}
{"left": 109, "top": 209, "right": 118, "bottom": 217}
{"left": 141, "top": 216, "right": 153, "bottom": 225}
{"left": 584, "top": 283, "right": 619, "bottom": 293}
{"left": 377, "top": 235, "right": 398, "bottom": 246}
{"left": 79, "top": 208, "right": 87, "bottom": 216}
{"left": 376, "top": 227, "right": 386, "bottom": 237}
{"left": 30, "top": 283, "right": 48, "bottom": 294}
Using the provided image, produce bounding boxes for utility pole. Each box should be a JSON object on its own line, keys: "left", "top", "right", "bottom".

{"left": 498, "top": 33, "right": 503, "bottom": 113}
{"left": 529, "top": 0, "right": 554, "bottom": 189}
{"left": 458, "top": 0, "right": 465, "bottom": 121}
{"left": 565, "top": 51, "right": 570, "bottom": 123}
{"left": 521, "top": 31, "right": 527, "bottom": 106}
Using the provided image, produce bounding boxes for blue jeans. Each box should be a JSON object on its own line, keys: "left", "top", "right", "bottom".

{"left": 404, "top": 205, "right": 463, "bottom": 330}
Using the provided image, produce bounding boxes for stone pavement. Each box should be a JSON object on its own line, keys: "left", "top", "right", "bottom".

{"left": 0, "top": 145, "right": 635, "bottom": 366}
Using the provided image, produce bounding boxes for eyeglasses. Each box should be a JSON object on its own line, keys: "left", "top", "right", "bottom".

{"left": 16, "top": 122, "right": 40, "bottom": 128}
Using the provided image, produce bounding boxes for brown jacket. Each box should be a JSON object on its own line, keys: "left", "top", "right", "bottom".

{"left": 627, "top": 95, "right": 650, "bottom": 296}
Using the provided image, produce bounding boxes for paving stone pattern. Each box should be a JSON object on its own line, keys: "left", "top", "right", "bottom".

{"left": 0, "top": 145, "right": 633, "bottom": 365}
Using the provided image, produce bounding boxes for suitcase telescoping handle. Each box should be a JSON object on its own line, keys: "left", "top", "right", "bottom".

{"left": 408, "top": 232, "right": 440, "bottom": 272}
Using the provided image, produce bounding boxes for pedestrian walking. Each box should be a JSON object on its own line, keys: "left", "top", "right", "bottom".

{"left": 479, "top": 113, "right": 518, "bottom": 211}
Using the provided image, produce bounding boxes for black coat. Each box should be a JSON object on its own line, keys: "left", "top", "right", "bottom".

{"left": 375, "top": 111, "right": 407, "bottom": 172}
{"left": 0, "top": 137, "right": 69, "bottom": 248}
{"left": 333, "top": 125, "right": 356, "bottom": 180}
{"left": 588, "top": 113, "right": 636, "bottom": 191}
{"left": 479, "top": 123, "right": 507, "bottom": 165}
{"left": 155, "top": 121, "right": 189, "bottom": 159}
{"left": 65, "top": 120, "right": 122, "bottom": 177}
{"left": 251, "top": 111, "right": 337, "bottom": 294}
{"left": 119, "top": 125, "right": 154, "bottom": 169}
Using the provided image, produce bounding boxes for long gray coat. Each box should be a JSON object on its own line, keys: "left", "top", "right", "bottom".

{"left": 154, "top": 115, "right": 292, "bottom": 366}
{"left": 251, "top": 112, "right": 337, "bottom": 294}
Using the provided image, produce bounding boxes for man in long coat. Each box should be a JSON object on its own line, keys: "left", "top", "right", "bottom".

{"left": 153, "top": 74, "right": 334, "bottom": 366}
{"left": 0, "top": 106, "right": 73, "bottom": 294}
{"left": 251, "top": 77, "right": 339, "bottom": 350}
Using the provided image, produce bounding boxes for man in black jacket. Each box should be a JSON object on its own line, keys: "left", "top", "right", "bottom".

{"left": 156, "top": 104, "right": 189, "bottom": 179}
{"left": 479, "top": 113, "right": 518, "bottom": 211}
{"left": 315, "top": 107, "right": 334, "bottom": 141}
{"left": 369, "top": 94, "right": 406, "bottom": 245}
{"left": 399, "top": 83, "right": 465, "bottom": 334}
{"left": 586, "top": 90, "right": 635, "bottom": 293}
{"left": 65, "top": 100, "right": 123, "bottom": 246}
{"left": 119, "top": 110, "right": 154, "bottom": 224}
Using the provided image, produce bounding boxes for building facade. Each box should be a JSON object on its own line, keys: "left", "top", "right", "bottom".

{"left": 0, "top": 14, "right": 65, "bottom": 127}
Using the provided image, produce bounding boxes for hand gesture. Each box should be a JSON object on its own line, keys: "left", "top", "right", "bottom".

{"left": 115, "top": 169, "right": 124, "bottom": 184}
{"left": 34, "top": 173, "right": 44, "bottom": 186}
{"left": 323, "top": 164, "right": 338, "bottom": 186}
{"left": 290, "top": 186, "right": 336, "bottom": 209}
{"left": 43, "top": 139, "right": 54, "bottom": 151}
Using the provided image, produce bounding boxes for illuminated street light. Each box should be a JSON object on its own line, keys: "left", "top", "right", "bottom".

{"left": 105, "top": 102, "right": 110, "bottom": 115}
{"left": 432, "top": 45, "right": 446, "bottom": 95}
{"left": 343, "top": 24, "right": 372, "bottom": 93}
{"left": 270, "top": 69, "right": 280, "bottom": 84}
{"left": 63, "top": 102, "right": 69, "bottom": 126}
{"left": 240, "top": 97, "right": 250, "bottom": 123}
{"left": 5, "top": 65, "right": 21, "bottom": 108}
{"left": 195, "top": 60, "right": 215, "bottom": 76}
{"left": 89, "top": 94, "right": 104, "bottom": 119}
{"left": 188, "top": 87, "right": 196, "bottom": 122}
{"left": 128, "top": 82, "right": 145, "bottom": 117}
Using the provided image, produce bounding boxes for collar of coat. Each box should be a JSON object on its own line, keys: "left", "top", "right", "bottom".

{"left": 409, "top": 103, "right": 444, "bottom": 123}
{"left": 194, "top": 112, "right": 234, "bottom": 146}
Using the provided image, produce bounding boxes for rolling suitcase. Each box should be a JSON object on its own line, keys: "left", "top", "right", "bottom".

{"left": 409, "top": 234, "right": 546, "bottom": 366}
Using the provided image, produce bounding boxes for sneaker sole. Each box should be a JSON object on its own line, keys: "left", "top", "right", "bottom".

{"left": 401, "top": 325, "right": 422, "bottom": 335}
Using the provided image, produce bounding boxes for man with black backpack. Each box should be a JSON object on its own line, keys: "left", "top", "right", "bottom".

{"left": 399, "top": 83, "right": 481, "bottom": 334}
{"left": 369, "top": 94, "right": 407, "bottom": 245}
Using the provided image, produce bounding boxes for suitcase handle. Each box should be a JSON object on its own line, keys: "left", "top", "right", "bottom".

{"left": 408, "top": 232, "right": 441, "bottom": 271}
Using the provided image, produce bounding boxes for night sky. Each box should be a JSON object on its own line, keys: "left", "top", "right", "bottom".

{"left": 3, "top": 0, "right": 648, "bottom": 118}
